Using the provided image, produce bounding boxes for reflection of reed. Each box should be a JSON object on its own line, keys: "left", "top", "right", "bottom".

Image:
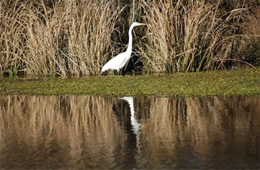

{"left": 138, "top": 96, "right": 260, "bottom": 169}
{"left": 0, "top": 95, "right": 259, "bottom": 169}
{"left": 186, "top": 96, "right": 260, "bottom": 156}
{"left": 138, "top": 97, "right": 187, "bottom": 168}
{"left": 0, "top": 95, "right": 127, "bottom": 169}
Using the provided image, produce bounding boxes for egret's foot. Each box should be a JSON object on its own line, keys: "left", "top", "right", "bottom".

{"left": 101, "top": 71, "right": 108, "bottom": 76}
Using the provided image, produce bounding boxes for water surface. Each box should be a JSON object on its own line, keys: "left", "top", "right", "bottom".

{"left": 0, "top": 95, "right": 259, "bottom": 169}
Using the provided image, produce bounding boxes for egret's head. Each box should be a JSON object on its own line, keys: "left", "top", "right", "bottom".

{"left": 131, "top": 22, "right": 146, "bottom": 27}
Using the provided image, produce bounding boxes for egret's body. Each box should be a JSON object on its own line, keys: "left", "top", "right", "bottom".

{"left": 101, "top": 22, "right": 146, "bottom": 73}
{"left": 101, "top": 51, "right": 131, "bottom": 73}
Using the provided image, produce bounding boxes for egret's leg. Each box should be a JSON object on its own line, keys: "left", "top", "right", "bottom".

{"left": 117, "top": 68, "right": 121, "bottom": 75}
{"left": 113, "top": 69, "right": 119, "bottom": 75}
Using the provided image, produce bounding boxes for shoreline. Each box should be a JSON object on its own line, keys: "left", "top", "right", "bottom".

{"left": 0, "top": 68, "right": 259, "bottom": 97}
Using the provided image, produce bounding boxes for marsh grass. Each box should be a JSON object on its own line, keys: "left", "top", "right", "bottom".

{"left": 0, "top": 0, "right": 120, "bottom": 76}
{"left": 0, "top": 0, "right": 258, "bottom": 76}
{"left": 138, "top": 0, "right": 255, "bottom": 73}
{"left": 243, "top": 7, "right": 260, "bottom": 65}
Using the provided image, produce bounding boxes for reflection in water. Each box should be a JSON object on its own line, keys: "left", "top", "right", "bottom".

{"left": 119, "top": 97, "right": 142, "bottom": 166}
{"left": 119, "top": 97, "right": 141, "bottom": 135}
{"left": 0, "top": 96, "right": 127, "bottom": 169}
{"left": 0, "top": 95, "right": 259, "bottom": 169}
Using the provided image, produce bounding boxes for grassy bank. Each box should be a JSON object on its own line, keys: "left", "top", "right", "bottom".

{"left": 0, "top": 68, "right": 259, "bottom": 96}
{"left": 0, "top": 0, "right": 259, "bottom": 76}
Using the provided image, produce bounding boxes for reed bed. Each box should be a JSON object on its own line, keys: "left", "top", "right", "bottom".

{"left": 0, "top": 0, "right": 258, "bottom": 76}
{"left": 244, "top": 6, "right": 260, "bottom": 65}
{"left": 138, "top": 0, "right": 256, "bottom": 72}
{"left": 0, "top": 0, "right": 120, "bottom": 76}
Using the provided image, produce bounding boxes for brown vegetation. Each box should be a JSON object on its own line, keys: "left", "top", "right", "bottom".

{"left": 138, "top": 0, "right": 259, "bottom": 72}
{"left": 0, "top": 0, "right": 120, "bottom": 76}
{"left": 0, "top": 0, "right": 259, "bottom": 76}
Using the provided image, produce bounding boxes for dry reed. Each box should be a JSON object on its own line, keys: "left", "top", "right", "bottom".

{"left": 0, "top": 0, "right": 258, "bottom": 76}
{"left": 138, "top": 0, "right": 255, "bottom": 73}
{"left": 0, "top": 0, "right": 120, "bottom": 76}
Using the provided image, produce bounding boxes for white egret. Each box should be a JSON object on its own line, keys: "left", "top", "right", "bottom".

{"left": 101, "top": 22, "right": 146, "bottom": 74}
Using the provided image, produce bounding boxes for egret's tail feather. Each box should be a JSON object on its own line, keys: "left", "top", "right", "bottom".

{"left": 101, "top": 65, "right": 108, "bottom": 73}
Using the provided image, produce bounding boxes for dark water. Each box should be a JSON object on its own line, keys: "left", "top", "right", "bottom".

{"left": 0, "top": 95, "right": 259, "bottom": 169}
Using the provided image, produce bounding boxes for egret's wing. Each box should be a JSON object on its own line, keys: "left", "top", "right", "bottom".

{"left": 102, "top": 52, "right": 127, "bottom": 72}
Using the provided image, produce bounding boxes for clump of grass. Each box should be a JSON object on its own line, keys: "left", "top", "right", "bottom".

{"left": 0, "top": 0, "right": 120, "bottom": 76}
{"left": 138, "top": 0, "right": 254, "bottom": 73}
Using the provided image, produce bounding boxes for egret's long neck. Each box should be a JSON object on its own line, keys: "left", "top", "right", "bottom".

{"left": 126, "top": 25, "right": 134, "bottom": 53}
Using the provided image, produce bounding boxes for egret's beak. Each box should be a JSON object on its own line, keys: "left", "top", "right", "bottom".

{"left": 137, "top": 22, "right": 147, "bottom": 26}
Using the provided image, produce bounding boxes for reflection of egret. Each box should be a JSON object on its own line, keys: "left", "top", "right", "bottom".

{"left": 101, "top": 22, "right": 146, "bottom": 74}
{"left": 119, "top": 96, "right": 142, "bottom": 164}
{"left": 119, "top": 97, "right": 141, "bottom": 135}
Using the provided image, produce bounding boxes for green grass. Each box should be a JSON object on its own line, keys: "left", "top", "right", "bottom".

{"left": 0, "top": 68, "right": 259, "bottom": 97}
